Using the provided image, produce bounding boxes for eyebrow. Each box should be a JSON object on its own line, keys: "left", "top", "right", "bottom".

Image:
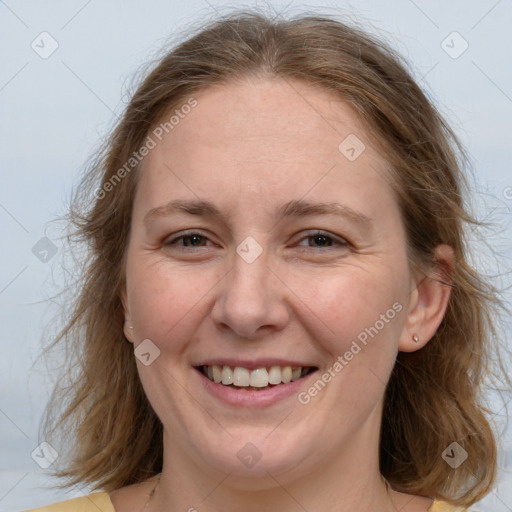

{"left": 143, "top": 198, "right": 373, "bottom": 231}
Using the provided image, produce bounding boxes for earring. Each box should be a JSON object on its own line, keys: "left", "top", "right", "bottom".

{"left": 129, "top": 326, "right": 134, "bottom": 329}
{"left": 412, "top": 334, "right": 420, "bottom": 343}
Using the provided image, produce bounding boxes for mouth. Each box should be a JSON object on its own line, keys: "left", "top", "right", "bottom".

{"left": 194, "top": 365, "right": 318, "bottom": 391}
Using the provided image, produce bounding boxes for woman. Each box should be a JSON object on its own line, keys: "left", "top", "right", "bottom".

{"left": 26, "top": 9, "right": 505, "bottom": 512}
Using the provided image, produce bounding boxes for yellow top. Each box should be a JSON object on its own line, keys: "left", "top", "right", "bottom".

{"left": 429, "top": 502, "right": 467, "bottom": 512}
{"left": 24, "top": 493, "right": 114, "bottom": 511}
{"left": 24, "top": 493, "right": 468, "bottom": 511}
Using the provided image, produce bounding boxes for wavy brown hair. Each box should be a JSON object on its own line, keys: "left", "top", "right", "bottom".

{"left": 40, "top": 9, "right": 509, "bottom": 508}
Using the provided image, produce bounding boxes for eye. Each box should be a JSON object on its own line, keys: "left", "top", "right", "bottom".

{"left": 295, "top": 231, "right": 349, "bottom": 249}
{"left": 165, "top": 231, "right": 214, "bottom": 249}
{"left": 164, "top": 230, "right": 349, "bottom": 252}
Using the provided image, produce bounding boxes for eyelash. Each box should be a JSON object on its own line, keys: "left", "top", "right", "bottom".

{"left": 165, "top": 230, "right": 349, "bottom": 251}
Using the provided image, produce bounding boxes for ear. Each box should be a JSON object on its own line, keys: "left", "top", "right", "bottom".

{"left": 398, "top": 244, "right": 454, "bottom": 352}
{"left": 120, "top": 283, "right": 135, "bottom": 344}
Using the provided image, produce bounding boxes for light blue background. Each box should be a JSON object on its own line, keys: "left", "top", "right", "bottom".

{"left": 1, "top": 1, "right": 511, "bottom": 511}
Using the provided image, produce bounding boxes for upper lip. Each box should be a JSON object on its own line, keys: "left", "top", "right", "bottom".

{"left": 193, "top": 358, "right": 318, "bottom": 370}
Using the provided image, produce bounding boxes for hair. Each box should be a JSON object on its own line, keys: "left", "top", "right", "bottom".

{"left": 40, "top": 8, "right": 509, "bottom": 508}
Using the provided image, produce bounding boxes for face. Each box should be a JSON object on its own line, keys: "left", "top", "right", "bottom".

{"left": 122, "top": 77, "right": 419, "bottom": 487}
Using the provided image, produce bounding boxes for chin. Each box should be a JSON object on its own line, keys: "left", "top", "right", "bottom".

{"left": 196, "top": 435, "right": 310, "bottom": 486}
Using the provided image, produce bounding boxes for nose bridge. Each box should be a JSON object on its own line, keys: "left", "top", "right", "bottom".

{"left": 229, "top": 231, "right": 272, "bottom": 297}
{"left": 211, "top": 240, "right": 288, "bottom": 338}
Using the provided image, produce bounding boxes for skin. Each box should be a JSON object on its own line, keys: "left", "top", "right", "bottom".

{"left": 112, "top": 77, "right": 453, "bottom": 512}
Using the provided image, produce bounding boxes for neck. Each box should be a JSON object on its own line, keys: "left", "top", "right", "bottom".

{"left": 151, "top": 428, "right": 400, "bottom": 512}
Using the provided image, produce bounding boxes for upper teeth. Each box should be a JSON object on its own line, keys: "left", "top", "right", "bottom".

{"left": 203, "top": 365, "right": 307, "bottom": 387}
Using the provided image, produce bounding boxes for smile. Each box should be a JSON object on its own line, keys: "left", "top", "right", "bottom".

{"left": 197, "top": 365, "right": 317, "bottom": 390}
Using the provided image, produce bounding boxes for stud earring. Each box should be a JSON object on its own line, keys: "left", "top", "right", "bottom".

{"left": 412, "top": 334, "right": 420, "bottom": 343}
{"left": 129, "top": 326, "right": 134, "bottom": 330}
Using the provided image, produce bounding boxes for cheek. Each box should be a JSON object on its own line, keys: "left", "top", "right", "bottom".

{"left": 288, "top": 266, "right": 406, "bottom": 361}
{"left": 126, "top": 258, "right": 216, "bottom": 352}
{"left": 290, "top": 269, "right": 407, "bottom": 424}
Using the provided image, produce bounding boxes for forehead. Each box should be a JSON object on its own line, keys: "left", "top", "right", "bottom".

{"left": 156, "top": 77, "right": 379, "bottom": 162}
{"left": 135, "top": 77, "right": 396, "bottom": 223}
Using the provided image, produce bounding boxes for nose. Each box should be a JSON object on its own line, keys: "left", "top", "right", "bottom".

{"left": 210, "top": 248, "right": 290, "bottom": 340}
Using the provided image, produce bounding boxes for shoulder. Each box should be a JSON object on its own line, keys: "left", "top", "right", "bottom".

{"left": 23, "top": 492, "right": 114, "bottom": 512}
{"left": 429, "top": 500, "right": 472, "bottom": 511}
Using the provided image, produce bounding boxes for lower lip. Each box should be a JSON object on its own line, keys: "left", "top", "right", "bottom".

{"left": 194, "top": 368, "right": 318, "bottom": 407}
